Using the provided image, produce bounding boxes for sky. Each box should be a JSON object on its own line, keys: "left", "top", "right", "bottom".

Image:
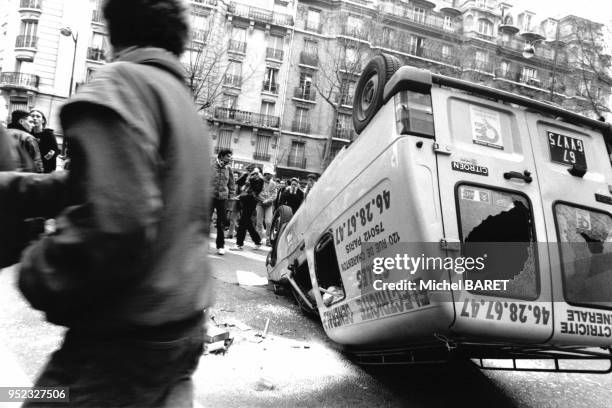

{"left": 510, "top": 0, "right": 612, "bottom": 25}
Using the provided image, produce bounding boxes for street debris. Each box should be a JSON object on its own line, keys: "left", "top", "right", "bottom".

{"left": 204, "top": 325, "right": 233, "bottom": 355}
{"left": 255, "top": 318, "right": 271, "bottom": 339}
{"left": 236, "top": 270, "right": 268, "bottom": 286}
{"left": 205, "top": 325, "right": 230, "bottom": 343}
{"left": 254, "top": 376, "right": 276, "bottom": 391}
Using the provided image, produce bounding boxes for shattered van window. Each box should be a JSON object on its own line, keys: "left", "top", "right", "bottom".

{"left": 555, "top": 204, "right": 612, "bottom": 308}
{"left": 458, "top": 186, "right": 538, "bottom": 299}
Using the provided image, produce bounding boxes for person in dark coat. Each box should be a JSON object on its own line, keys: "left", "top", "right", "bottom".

{"left": 4, "top": 1, "right": 212, "bottom": 406}
{"left": 6, "top": 110, "right": 43, "bottom": 173}
{"left": 231, "top": 167, "right": 264, "bottom": 250}
{"left": 30, "top": 109, "right": 60, "bottom": 173}
{"left": 279, "top": 177, "right": 304, "bottom": 214}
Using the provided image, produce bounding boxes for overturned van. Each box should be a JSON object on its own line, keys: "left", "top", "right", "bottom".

{"left": 266, "top": 54, "right": 612, "bottom": 372}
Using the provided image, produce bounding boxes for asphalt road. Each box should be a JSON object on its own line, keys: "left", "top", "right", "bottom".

{"left": 1, "top": 237, "right": 611, "bottom": 408}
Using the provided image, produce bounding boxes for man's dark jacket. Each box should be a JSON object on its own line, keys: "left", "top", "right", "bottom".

{"left": 279, "top": 187, "right": 304, "bottom": 214}
{"left": 15, "top": 47, "right": 212, "bottom": 331}
{"left": 32, "top": 128, "right": 59, "bottom": 173}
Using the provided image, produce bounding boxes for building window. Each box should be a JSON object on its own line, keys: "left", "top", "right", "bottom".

{"left": 254, "top": 134, "right": 272, "bottom": 160}
{"left": 521, "top": 67, "right": 538, "bottom": 83}
{"left": 335, "top": 113, "right": 353, "bottom": 140}
{"left": 442, "top": 45, "right": 451, "bottom": 59}
{"left": 339, "top": 79, "right": 356, "bottom": 105}
{"left": 409, "top": 35, "right": 424, "bottom": 56}
{"left": 229, "top": 26, "right": 247, "bottom": 53}
{"left": 292, "top": 107, "right": 310, "bottom": 133}
{"left": 382, "top": 27, "right": 395, "bottom": 44}
{"left": 477, "top": 19, "right": 493, "bottom": 36}
{"left": 288, "top": 141, "right": 306, "bottom": 168}
{"left": 263, "top": 67, "right": 279, "bottom": 94}
{"left": 413, "top": 7, "right": 426, "bottom": 24}
{"left": 88, "top": 32, "right": 108, "bottom": 61}
{"left": 443, "top": 16, "right": 453, "bottom": 31}
{"left": 499, "top": 61, "right": 510, "bottom": 77}
{"left": 345, "top": 47, "right": 359, "bottom": 67}
{"left": 216, "top": 129, "right": 233, "bottom": 151}
{"left": 347, "top": 15, "right": 363, "bottom": 34}
{"left": 224, "top": 60, "right": 242, "bottom": 87}
{"left": 267, "top": 34, "right": 284, "bottom": 60}
{"left": 297, "top": 72, "right": 313, "bottom": 99}
{"left": 306, "top": 9, "right": 321, "bottom": 32}
{"left": 222, "top": 94, "right": 237, "bottom": 109}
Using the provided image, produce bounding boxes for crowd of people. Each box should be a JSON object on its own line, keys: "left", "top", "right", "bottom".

{"left": 210, "top": 148, "right": 317, "bottom": 254}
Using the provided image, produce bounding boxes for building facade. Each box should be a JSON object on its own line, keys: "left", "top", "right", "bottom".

{"left": 1, "top": 0, "right": 610, "bottom": 178}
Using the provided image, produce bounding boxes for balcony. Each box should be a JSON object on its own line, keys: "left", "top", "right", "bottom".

{"left": 287, "top": 156, "right": 307, "bottom": 169}
{"left": 293, "top": 87, "right": 316, "bottom": 102}
{"left": 262, "top": 81, "right": 279, "bottom": 94}
{"left": 91, "top": 9, "right": 104, "bottom": 24}
{"left": 291, "top": 121, "right": 310, "bottom": 134}
{"left": 0, "top": 72, "right": 40, "bottom": 91}
{"left": 378, "top": 6, "right": 459, "bottom": 33}
{"left": 304, "top": 21, "right": 323, "bottom": 34}
{"left": 18, "top": 0, "right": 42, "bottom": 18}
{"left": 222, "top": 74, "right": 242, "bottom": 88}
{"left": 494, "top": 69, "right": 547, "bottom": 90}
{"left": 213, "top": 107, "right": 280, "bottom": 129}
{"left": 86, "top": 47, "right": 106, "bottom": 62}
{"left": 299, "top": 52, "right": 318, "bottom": 67}
{"left": 334, "top": 127, "right": 356, "bottom": 141}
{"left": 266, "top": 48, "right": 283, "bottom": 61}
{"left": 228, "top": 2, "right": 294, "bottom": 27}
{"left": 14, "top": 35, "right": 38, "bottom": 61}
{"left": 497, "top": 39, "right": 554, "bottom": 60}
{"left": 192, "top": 29, "right": 208, "bottom": 43}
{"left": 340, "top": 25, "right": 369, "bottom": 41}
{"left": 465, "top": 59, "right": 494, "bottom": 74}
{"left": 191, "top": 0, "right": 218, "bottom": 7}
{"left": 228, "top": 39, "right": 246, "bottom": 54}
{"left": 466, "top": 31, "right": 496, "bottom": 42}
{"left": 253, "top": 152, "right": 272, "bottom": 161}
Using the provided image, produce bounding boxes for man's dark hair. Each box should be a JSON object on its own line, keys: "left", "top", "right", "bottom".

{"left": 307, "top": 174, "right": 317, "bottom": 181}
{"left": 217, "top": 148, "right": 233, "bottom": 159}
{"left": 103, "top": 0, "right": 189, "bottom": 57}
{"left": 10, "top": 110, "right": 30, "bottom": 124}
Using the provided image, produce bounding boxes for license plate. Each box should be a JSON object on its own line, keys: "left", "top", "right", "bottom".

{"left": 547, "top": 132, "right": 587, "bottom": 168}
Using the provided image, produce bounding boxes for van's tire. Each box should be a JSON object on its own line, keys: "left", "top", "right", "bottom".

{"left": 353, "top": 53, "right": 402, "bottom": 135}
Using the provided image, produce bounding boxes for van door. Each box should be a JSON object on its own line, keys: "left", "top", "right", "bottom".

{"left": 525, "top": 115, "right": 612, "bottom": 345}
{"left": 430, "top": 87, "right": 554, "bottom": 342}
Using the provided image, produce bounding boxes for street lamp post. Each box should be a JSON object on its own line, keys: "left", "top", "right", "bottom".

{"left": 60, "top": 27, "right": 78, "bottom": 97}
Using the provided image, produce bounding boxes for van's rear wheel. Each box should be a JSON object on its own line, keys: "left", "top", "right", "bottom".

{"left": 353, "top": 54, "right": 402, "bottom": 135}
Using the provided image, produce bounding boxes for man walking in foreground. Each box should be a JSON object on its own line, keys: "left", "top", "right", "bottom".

{"left": 7, "top": 0, "right": 212, "bottom": 406}
{"left": 211, "top": 148, "right": 235, "bottom": 255}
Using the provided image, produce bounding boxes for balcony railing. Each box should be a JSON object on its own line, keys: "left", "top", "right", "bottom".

{"left": 334, "top": 126, "right": 356, "bottom": 141}
{"left": 192, "top": 29, "right": 208, "bottom": 43}
{"left": 0, "top": 72, "right": 40, "bottom": 89}
{"left": 494, "top": 69, "right": 546, "bottom": 89}
{"left": 378, "top": 5, "right": 459, "bottom": 33}
{"left": 497, "top": 39, "right": 554, "bottom": 60}
{"left": 228, "top": 2, "right": 294, "bottom": 26}
{"left": 86, "top": 47, "right": 105, "bottom": 61}
{"left": 340, "top": 25, "right": 369, "bottom": 41}
{"left": 228, "top": 39, "right": 246, "bottom": 54}
{"left": 19, "top": 0, "right": 42, "bottom": 10}
{"left": 287, "top": 156, "right": 307, "bottom": 169}
{"left": 266, "top": 48, "right": 283, "bottom": 60}
{"left": 15, "top": 35, "right": 38, "bottom": 49}
{"left": 253, "top": 152, "right": 271, "bottom": 161}
{"left": 91, "top": 9, "right": 104, "bottom": 23}
{"left": 214, "top": 107, "right": 280, "bottom": 128}
{"left": 293, "top": 87, "right": 316, "bottom": 101}
{"left": 222, "top": 74, "right": 242, "bottom": 87}
{"left": 466, "top": 60, "right": 494, "bottom": 73}
{"left": 291, "top": 121, "right": 310, "bottom": 134}
{"left": 191, "top": 0, "right": 218, "bottom": 6}
{"left": 262, "top": 81, "right": 279, "bottom": 94}
{"left": 299, "top": 52, "right": 318, "bottom": 67}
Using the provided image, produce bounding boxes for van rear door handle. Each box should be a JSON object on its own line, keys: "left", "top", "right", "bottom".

{"left": 504, "top": 170, "right": 533, "bottom": 183}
